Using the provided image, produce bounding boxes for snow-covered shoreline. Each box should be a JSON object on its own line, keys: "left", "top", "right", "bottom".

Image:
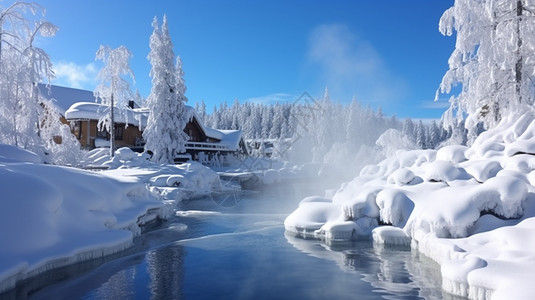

{"left": 0, "top": 146, "right": 218, "bottom": 294}
{"left": 285, "top": 111, "right": 535, "bottom": 300}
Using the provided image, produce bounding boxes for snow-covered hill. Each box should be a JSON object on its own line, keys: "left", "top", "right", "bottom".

{"left": 285, "top": 111, "right": 535, "bottom": 300}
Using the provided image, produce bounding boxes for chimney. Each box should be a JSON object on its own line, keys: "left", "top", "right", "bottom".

{"left": 128, "top": 100, "right": 135, "bottom": 109}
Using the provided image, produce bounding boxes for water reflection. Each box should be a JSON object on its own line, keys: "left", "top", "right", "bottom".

{"left": 285, "top": 235, "right": 467, "bottom": 300}
{"left": 23, "top": 253, "right": 146, "bottom": 300}
{"left": 146, "top": 247, "right": 185, "bottom": 299}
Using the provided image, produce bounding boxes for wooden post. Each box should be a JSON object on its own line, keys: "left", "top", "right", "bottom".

{"left": 110, "top": 92, "right": 115, "bottom": 157}
{"left": 86, "top": 119, "right": 90, "bottom": 148}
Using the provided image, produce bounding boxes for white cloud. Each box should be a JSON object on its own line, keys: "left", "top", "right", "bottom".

{"left": 305, "top": 24, "right": 407, "bottom": 104}
{"left": 52, "top": 61, "right": 98, "bottom": 89}
{"left": 421, "top": 97, "right": 451, "bottom": 109}
{"left": 244, "top": 93, "right": 297, "bottom": 104}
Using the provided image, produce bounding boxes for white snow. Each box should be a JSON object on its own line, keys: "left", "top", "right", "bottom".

{"left": 285, "top": 111, "right": 535, "bottom": 300}
{"left": 65, "top": 102, "right": 147, "bottom": 127}
{"left": 372, "top": 226, "right": 411, "bottom": 248}
{"left": 83, "top": 147, "right": 218, "bottom": 202}
{"left": 0, "top": 145, "right": 218, "bottom": 293}
{"left": 0, "top": 144, "right": 42, "bottom": 164}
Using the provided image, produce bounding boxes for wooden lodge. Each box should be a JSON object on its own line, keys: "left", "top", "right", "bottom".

{"left": 40, "top": 85, "right": 248, "bottom": 161}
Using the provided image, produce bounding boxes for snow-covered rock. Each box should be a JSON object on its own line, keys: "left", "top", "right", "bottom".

{"left": 387, "top": 167, "right": 415, "bottom": 185}
{"left": 372, "top": 226, "right": 411, "bottom": 248}
{"left": 284, "top": 111, "right": 535, "bottom": 299}
{"left": 462, "top": 159, "right": 502, "bottom": 182}
{"left": 436, "top": 144, "right": 468, "bottom": 163}
{"left": 422, "top": 160, "right": 463, "bottom": 182}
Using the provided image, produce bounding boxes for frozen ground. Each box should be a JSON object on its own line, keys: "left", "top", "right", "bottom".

{"left": 285, "top": 111, "right": 535, "bottom": 300}
{"left": 0, "top": 145, "right": 217, "bottom": 293}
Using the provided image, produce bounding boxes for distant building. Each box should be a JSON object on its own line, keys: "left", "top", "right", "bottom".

{"left": 39, "top": 85, "right": 248, "bottom": 162}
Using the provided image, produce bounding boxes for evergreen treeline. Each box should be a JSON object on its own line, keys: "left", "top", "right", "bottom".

{"left": 195, "top": 95, "right": 466, "bottom": 156}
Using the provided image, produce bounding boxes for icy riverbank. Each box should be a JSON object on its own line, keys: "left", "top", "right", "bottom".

{"left": 285, "top": 112, "right": 535, "bottom": 300}
{"left": 0, "top": 145, "right": 217, "bottom": 294}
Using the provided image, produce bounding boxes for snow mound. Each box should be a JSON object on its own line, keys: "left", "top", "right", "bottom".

{"left": 405, "top": 176, "right": 527, "bottom": 239}
{"left": 376, "top": 188, "right": 414, "bottom": 227}
{"left": 422, "top": 160, "right": 463, "bottom": 182}
{"left": 0, "top": 146, "right": 169, "bottom": 293}
{"left": 437, "top": 145, "right": 468, "bottom": 163}
{"left": 387, "top": 167, "right": 415, "bottom": 185}
{"left": 82, "top": 147, "right": 218, "bottom": 202}
{"left": 372, "top": 226, "right": 411, "bottom": 248}
{"left": 284, "top": 111, "right": 535, "bottom": 299}
{"left": 0, "top": 144, "right": 42, "bottom": 164}
{"left": 463, "top": 159, "right": 502, "bottom": 182}
{"left": 284, "top": 199, "right": 342, "bottom": 237}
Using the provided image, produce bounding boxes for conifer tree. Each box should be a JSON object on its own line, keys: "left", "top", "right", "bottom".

{"left": 143, "top": 15, "right": 190, "bottom": 164}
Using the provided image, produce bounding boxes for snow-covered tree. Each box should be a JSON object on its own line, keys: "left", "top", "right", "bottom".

{"left": 269, "top": 104, "right": 284, "bottom": 139}
{"left": 402, "top": 118, "right": 415, "bottom": 142}
{"left": 40, "top": 99, "right": 82, "bottom": 164}
{"left": 0, "top": 2, "right": 40, "bottom": 67}
{"left": 416, "top": 120, "right": 426, "bottom": 149}
{"left": 437, "top": 0, "right": 535, "bottom": 139}
{"left": 196, "top": 99, "right": 207, "bottom": 123}
{"left": 428, "top": 120, "right": 441, "bottom": 149}
{"left": 143, "top": 15, "right": 190, "bottom": 164}
{"left": 1, "top": 2, "right": 38, "bottom": 145}
{"left": 345, "top": 97, "right": 361, "bottom": 145}
{"left": 94, "top": 45, "right": 135, "bottom": 156}
{"left": 260, "top": 106, "right": 272, "bottom": 139}
{"left": 19, "top": 20, "right": 57, "bottom": 150}
{"left": 0, "top": 2, "right": 71, "bottom": 161}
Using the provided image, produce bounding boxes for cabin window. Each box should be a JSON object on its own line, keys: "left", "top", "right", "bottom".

{"left": 97, "top": 128, "right": 108, "bottom": 139}
{"left": 115, "top": 124, "right": 124, "bottom": 141}
{"left": 73, "top": 121, "right": 82, "bottom": 139}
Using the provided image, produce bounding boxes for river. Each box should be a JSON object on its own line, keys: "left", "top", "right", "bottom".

{"left": 19, "top": 182, "right": 464, "bottom": 300}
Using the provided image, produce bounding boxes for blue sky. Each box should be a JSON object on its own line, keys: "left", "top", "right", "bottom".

{"left": 33, "top": 0, "right": 454, "bottom": 119}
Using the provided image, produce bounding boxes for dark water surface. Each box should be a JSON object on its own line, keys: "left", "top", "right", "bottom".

{"left": 24, "top": 182, "right": 462, "bottom": 300}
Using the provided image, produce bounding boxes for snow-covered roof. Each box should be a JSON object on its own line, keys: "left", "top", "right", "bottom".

{"left": 217, "top": 130, "right": 243, "bottom": 151}
{"left": 39, "top": 84, "right": 97, "bottom": 115}
{"left": 65, "top": 102, "right": 147, "bottom": 127}
{"left": 182, "top": 107, "right": 243, "bottom": 151}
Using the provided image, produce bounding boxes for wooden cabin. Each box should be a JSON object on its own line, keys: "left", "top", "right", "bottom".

{"left": 40, "top": 85, "right": 248, "bottom": 160}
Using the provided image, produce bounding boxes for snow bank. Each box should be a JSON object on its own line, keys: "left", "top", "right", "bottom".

{"left": 0, "top": 145, "right": 221, "bottom": 293}
{"left": 0, "top": 144, "right": 42, "bottom": 164}
{"left": 82, "top": 147, "right": 219, "bottom": 202}
{"left": 284, "top": 111, "right": 535, "bottom": 299}
{"left": 0, "top": 146, "right": 170, "bottom": 293}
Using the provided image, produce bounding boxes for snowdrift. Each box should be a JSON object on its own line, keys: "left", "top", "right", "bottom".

{"left": 284, "top": 111, "right": 535, "bottom": 300}
{"left": 83, "top": 147, "right": 219, "bottom": 202}
{"left": 0, "top": 145, "right": 175, "bottom": 293}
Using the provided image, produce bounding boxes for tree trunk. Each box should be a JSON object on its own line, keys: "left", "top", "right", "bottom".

{"left": 110, "top": 92, "right": 115, "bottom": 157}
{"left": 515, "top": 0, "right": 523, "bottom": 104}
